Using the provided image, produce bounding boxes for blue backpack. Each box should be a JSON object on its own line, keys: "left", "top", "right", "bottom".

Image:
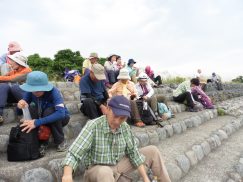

{"left": 158, "top": 103, "right": 172, "bottom": 118}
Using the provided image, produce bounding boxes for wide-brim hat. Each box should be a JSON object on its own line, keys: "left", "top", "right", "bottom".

{"left": 8, "top": 52, "right": 28, "bottom": 68}
{"left": 20, "top": 71, "right": 53, "bottom": 92}
{"left": 117, "top": 68, "right": 131, "bottom": 80}
{"left": 89, "top": 52, "right": 99, "bottom": 59}
{"left": 91, "top": 64, "right": 106, "bottom": 80}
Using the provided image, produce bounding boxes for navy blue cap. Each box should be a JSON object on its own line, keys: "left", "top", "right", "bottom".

{"left": 108, "top": 96, "right": 131, "bottom": 117}
{"left": 127, "top": 59, "right": 136, "bottom": 65}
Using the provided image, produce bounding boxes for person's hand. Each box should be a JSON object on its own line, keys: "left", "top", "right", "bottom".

{"left": 143, "top": 96, "right": 148, "bottom": 100}
{"left": 62, "top": 175, "right": 73, "bottom": 182}
{"left": 20, "top": 119, "right": 36, "bottom": 133}
{"left": 100, "top": 104, "right": 108, "bottom": 115}
{"left": 17, "top": 99, "right": 29, "bottom": 109}
{"left": 130, "top": 94, "right": 136, "bottom": 100}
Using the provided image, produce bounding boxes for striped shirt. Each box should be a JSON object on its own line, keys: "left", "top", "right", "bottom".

{"left": 62, "top": 115, "right": 145, "bottom": 171}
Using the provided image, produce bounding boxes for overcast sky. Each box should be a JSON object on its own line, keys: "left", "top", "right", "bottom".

{"left": 1, "top": 0, "right": 243, "bottom": 81}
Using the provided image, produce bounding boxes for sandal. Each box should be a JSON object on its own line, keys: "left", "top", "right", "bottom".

{"left": 135, "top": 121, "right": 145, "bottom": 127}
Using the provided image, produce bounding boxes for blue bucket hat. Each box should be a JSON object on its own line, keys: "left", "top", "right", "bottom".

{"left": 108, "top": 96, "right": 131, "bottom": 117}
{"left": 20, "top": 71, "right": 53, "bottom": 92}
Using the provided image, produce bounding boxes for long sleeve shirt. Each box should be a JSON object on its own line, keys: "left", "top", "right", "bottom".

{"left": 23, "top": 87, "right": 70, "bottom": 127}
{"left": 62, "top": 115, "right": 145, "bottom": 171}
{"left": 173, "top": 80, "right": 191, "bottom": 97}
{"left": 135, "top": 83, "right": 154, "bottom": 98}
{"left": 0, "top": 67, "right": 32, "bottom": 82}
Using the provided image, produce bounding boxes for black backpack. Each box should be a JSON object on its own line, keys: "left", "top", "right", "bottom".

{"left": 7, "top": 125, "right": 40, "bottom": 161}
{"left": 136, "top": 100, "right": 155, "bottom": 125}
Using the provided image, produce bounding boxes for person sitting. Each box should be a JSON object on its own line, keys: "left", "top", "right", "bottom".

{"left": 191, "top": 78, "right": 214, "bottom": 109}
{"left": 82, "top": 52, "right": 98, "bottom": 75}
{"left": 116, "top": 55, "right": 125, "bottom": 70}
{"left": 0, "top": 41, "right": 22, "bottom": 75}
{"left": 136, "top": 72, "right": 168, "bottom": 120}
{"left": 173, "top": 79, "right": 200, "bottom": 112}
{"left": 80, "top": 64, "right": 108, "bottom": 119}
{"left": 17, "top": 71, "right": 70, "bottom": 155}
{"left": 104, "top": 54, "right": 119, "bottom": 85}
{"left": 211, "top": 72, "right": 223, "bottom": 90}
{"left": 0, "top": 52, "right": 31, "bottom": 125}
{"left": 108, "top": 68, "right": 145, "bottom": 127}
{"left": 62, "top": 95, "right": 171, "bottom": 182}
{"left": 195, "top": 69, "right": 207, "bottom": 91}
{"left": 126, "top": 59, "right": 139, "bottom": 83}
{"left": 145, "top": 66, "right": 162, "bottom": 86}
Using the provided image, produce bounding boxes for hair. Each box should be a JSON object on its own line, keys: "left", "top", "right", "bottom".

{"left": 116, "top": 55, "right": 121, "bottom": 61}
{"left": 108, "top": 54, "right": 117, "bottom": 61}
{"left": 190, "top": 78, "right": 200, "bottom": 86}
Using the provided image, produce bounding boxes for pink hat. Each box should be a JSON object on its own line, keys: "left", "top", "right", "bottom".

{"left": 8, "top": 41, "right": 22, "bottom": 52}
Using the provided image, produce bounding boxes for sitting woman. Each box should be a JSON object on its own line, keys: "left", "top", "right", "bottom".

{"left": 108, "top": 68, "right": 145, "bottom": 127}
{"left": 104, "top": 54, "right": 119, "bottom": 85}
{"left": 0, "top": 52, "right": 32, "bottom": 125}
{"left": 135, "top": 72, "right": 168, "bottom": 120}
{"left": 145, "top": 66, "right": 162, "bottom": 86}
{"left": 173, "top": 79, "right": 200, "bottom": 112}
{"left": 17, "top": 71, "right": 70, "bottom": 155}
{"left": 191, "top": 78, "right": 214, "bottom": 109}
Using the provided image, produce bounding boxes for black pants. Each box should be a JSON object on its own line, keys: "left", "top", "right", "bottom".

{"left": 80, "top": 98, "right": 102, "bottom": 119}
{"left": 173, "top": 91, "right": 199, "bottom": 108}
{"left": 154, "top": 75, "right": 162, "bottom": 85}
{"left": 30, "top": 106, "right": 70, "bottom": 145}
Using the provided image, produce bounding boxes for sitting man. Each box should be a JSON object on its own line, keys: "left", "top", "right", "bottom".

{"left": 136, "top": 72, "right": 168, "bottom": 120}
{"left": 62, "top": 95, "right": 171, "bottom": 182}
{"left": 17, "top": 71, "right": 70, "bottom": 155}
{"left": 82, "top": 52, "right": 98, "bottom": 75}
{"left": 80, "top": 64, "right": 108, "bottom": 119}
{"left": 0, "top": 52, "right": 32, "bottom": 125}
{"left": 173, "top": 79, "right": 200, "bottom": 112}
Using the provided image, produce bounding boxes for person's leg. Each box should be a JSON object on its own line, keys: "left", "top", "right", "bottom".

{"left": 0, "top": 83, "right": 10, "bottom": 119}
{"left": 107, "top": 70, "right": 116, "bottom": 84}
{"left": 140, "top": 145, "right": 171, "bottom": 182}
{"left": 173, "top": 92, "right": 194, "bottom": 108}
{"left": 154, "top": 75, "right": 162, "bottom": 85}
{"left": 80, "top": 98, "right": 102, "bottom": 119}
{"left": 9, "top": 84, "right": 25, "bottom": 101}
{"left": 84, "top": 165, "right": 115, "bottom": 182}
{"left": 111, "top": 145, "right": 171, "bottom": 182}
{"left": 147, "top": 95, "right": 158, "bottom": 113}
{"left": 130, "top": 100, "right": 144, "bottom": 127}
{"left": 156, "top": 94, "right": 168, "bottom": 106}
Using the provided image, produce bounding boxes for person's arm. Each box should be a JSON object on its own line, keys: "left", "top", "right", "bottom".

{"left": 145, "top": 84, "right": 154, "bottom": 98}
{"left": 0, "top": 67, "right": 31, "bottom": 82}
{"left": 62, "top": 166, "right": 73, "bottom": 182}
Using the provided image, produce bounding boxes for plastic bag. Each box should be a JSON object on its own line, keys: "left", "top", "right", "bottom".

{"left": 22, "top": 107, "right": 32, "bottom": 120}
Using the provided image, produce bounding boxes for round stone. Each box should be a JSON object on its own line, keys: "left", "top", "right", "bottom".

{"left": 185, "top": 150, "right": 198, "bottom": 166}
{"left": 134, "top": 132, "right": 149, "bottom": 147}
{"left": 20, "top": 168, "right": 54, "bottom": 182}
{"left": 192, "top": 145, "right": 204, "bottom": 161}
{"left": 164, "top": 125, "right": 174, "bottom": 137}
{"left": 175, "top": 155, "right": 191, "bottom": 174}
{"left": 156, "top": 127, "right": 167, "bottom": 140}
{"left": 172, "top": 123, "right": 182, "bottom": 134}
{"left": 0, "top": 135, "right": 9, "bottom": 152}
{"left": 166, "top": 163, "right": 182, "bottom": 181}
{"left": 200, "top": 141, "right": 211, "bottom": 156}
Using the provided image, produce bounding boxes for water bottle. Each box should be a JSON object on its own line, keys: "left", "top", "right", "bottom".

{"left": 22, "top": 107, "right": 32, "bottom": 120}
{"left": 143, "top": 101, "right": 148, "bottom": 110}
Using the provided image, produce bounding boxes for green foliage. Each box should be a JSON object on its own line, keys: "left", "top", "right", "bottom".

{"left": 163, "top": 76, "right": 186, "bottom": 84}
{"left": 99, "top": 57, "right": 106, "bottom": 66}
{"left": 232, "top": 76, "right": 243, "bottom": 83}
{"left": 217, "top": 108, "right": 225, "bottom": 116}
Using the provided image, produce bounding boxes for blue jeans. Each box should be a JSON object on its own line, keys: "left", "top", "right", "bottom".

{"left": 0, "top": 83, "right": 24, "bottom": 115}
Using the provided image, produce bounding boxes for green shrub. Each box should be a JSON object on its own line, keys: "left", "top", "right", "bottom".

{"left": 217, "top": 108, "right": 225, "bottom": 116}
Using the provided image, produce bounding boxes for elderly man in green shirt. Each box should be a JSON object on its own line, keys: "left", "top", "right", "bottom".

{"left": 62, "top": 95, "right": 171, "bottom": 182}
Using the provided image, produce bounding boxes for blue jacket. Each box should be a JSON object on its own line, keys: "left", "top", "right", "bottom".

{"left": 24, "top": 87, "right": 70, "bottom": 127}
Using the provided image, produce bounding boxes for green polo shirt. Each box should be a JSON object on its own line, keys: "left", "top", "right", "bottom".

{"left": 62, "top": 115, "right": 145, "bottom": 171}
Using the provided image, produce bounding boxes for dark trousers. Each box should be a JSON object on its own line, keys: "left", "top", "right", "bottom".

{"left": 80, "top": 98, "right": 102, "bottom": 119}
{"left": 106, "top": 70, "right": 119, "bottom": 84}
{"left": 154, "top": 75, "right": 162, "bottom": 85}
{"left": 29, "top": 106, "right": 70, "bottom": 145}
{"left": 173, "top": 91, "right": 199, "bottom": 108}
{"left": 0, "top": 83, "right": 24, "bottom": 115}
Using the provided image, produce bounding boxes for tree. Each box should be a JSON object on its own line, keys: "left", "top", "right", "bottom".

{"left": 232, "top": 76, "right": 243, "bottom": 83}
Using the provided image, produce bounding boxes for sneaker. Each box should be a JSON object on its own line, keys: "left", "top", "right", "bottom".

{"left": 134, "top": 121, "right": 146, "bottom": 128}
{"left": 0, "top": 115, "right": 4, "bottom": 125}
{"left": 39, "top": 143, "right": 48, "bottom": 157}
{"left": 57, "top": 140, "right": 68, "bottom": 152}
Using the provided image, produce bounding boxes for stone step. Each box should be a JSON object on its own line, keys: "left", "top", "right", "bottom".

{"left": 0, "top": 98, "right": 243, "bottom": 181}
{"left": 180, "top": 121, "right": 243, "bottom": 182}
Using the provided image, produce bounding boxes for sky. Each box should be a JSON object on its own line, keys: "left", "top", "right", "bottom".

{"left": 1, "top": 0, "right": 243, "bottom": 81}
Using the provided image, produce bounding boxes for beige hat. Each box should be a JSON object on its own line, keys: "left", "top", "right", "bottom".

{"left": 7, "top": 52, "right": 28, "bottom": 68}
{"left": 117, "top": 68, "right": 131, "bottom": 80}
{"left": 91, "top": 64, "right": 106, "bottom": 80}
{"left": 89, "top": 52, "right": 98, "bottom": 59}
